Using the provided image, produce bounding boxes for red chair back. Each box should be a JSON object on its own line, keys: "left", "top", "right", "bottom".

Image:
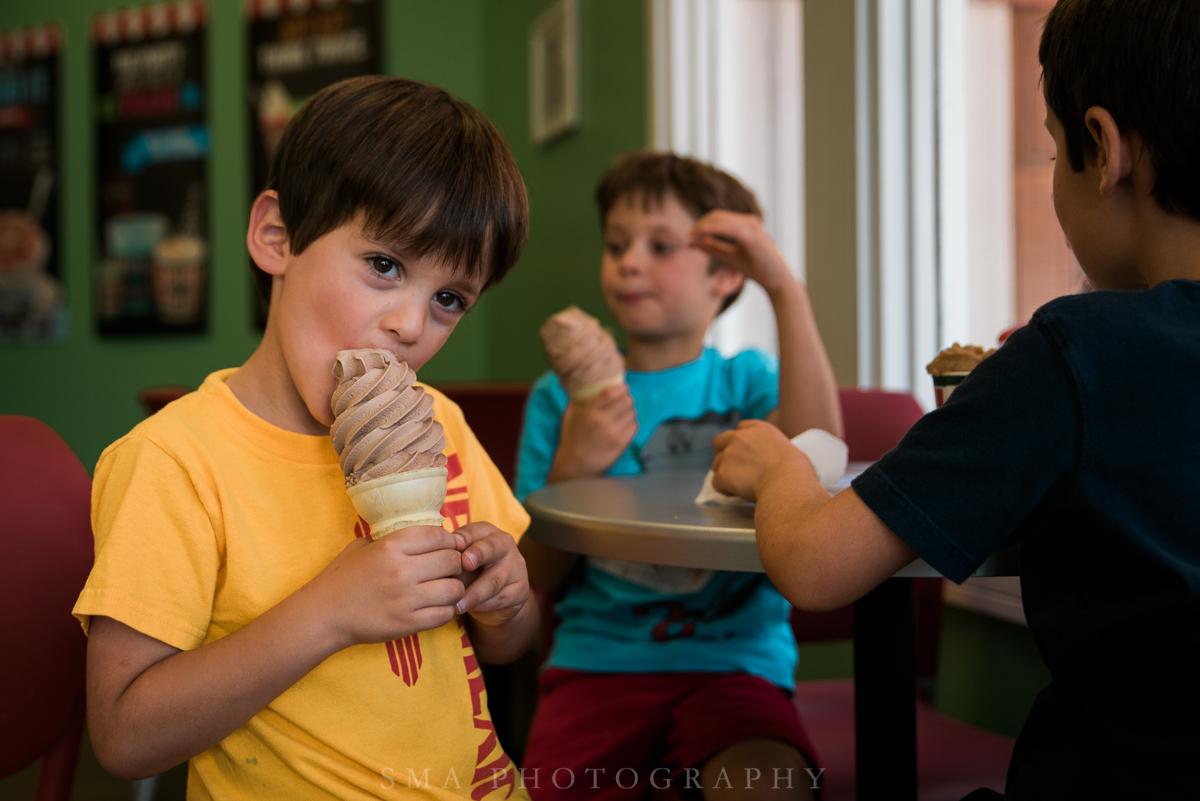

{"left": 0, "top": 416, "right": 93, "bottom": 799}
{"left": 432, "top": 382, "right": 532, "bottom": 488}
{"left": 836, "top": 387, "right": 925, "bottom": 462}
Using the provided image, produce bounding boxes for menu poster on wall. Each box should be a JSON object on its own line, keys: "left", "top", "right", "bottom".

{"left": 93, "top": 2, "right": 209, "bottom": 336}
{"left": 247, "top": 0, "right": 381, "bottom": 326}
{"left": 0, "top": 25, "right": 64, "bottom": 341}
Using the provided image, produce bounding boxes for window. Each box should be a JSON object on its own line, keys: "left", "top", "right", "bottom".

{"left": 648, "top": 0, "right": 803, "bottom": 357}
{"left": 650, "top": 0, "right": 1073, "bottom": 410}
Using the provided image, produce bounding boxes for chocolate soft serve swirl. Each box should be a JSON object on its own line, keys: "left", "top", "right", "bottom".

{"left": 539, "top": 306, "right": 624, "bottom": 391}
{"left": 330, "top": 349, "right": 446, "bottom": 487}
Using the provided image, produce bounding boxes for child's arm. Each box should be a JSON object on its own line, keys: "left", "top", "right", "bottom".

{"left": 691, "top": 211, "right": 843, "bottom": 439}
{"left": 87, "top": 526, "right": 465, "bottom": 779}
{"left": 711, "top": 420, "right": 914, "bottom": 610}
{"left": 454, "top": 522, "right": 539, "bottom": 663}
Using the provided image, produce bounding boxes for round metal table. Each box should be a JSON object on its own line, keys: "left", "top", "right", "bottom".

{"left": 524, "top": 465, "right": 1019, "bottom": 801}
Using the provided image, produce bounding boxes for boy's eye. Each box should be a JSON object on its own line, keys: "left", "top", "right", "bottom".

{"left": 651, "top": 241, "right": 677, "bottom": 256}
{"left": 433, "top": 291, "right": 466, "bottom": 312}
{"left": 367, "top": 256, "right": 401, "bottom": 278}
{"left": 606, "top": 241, "right": 627, "bottom": 257}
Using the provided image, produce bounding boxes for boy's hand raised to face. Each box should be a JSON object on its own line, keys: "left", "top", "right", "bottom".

{"left": 452, "top": 522, "right": 530, "bottom": 628}
{"left": 311, "top": 526, "right": 466, "bottom": 648}
{"left": 689, "top": 210, "right": 796, "bottom": 297}
{"left": 547, "top": 384, "right": 638, "bottom": 482}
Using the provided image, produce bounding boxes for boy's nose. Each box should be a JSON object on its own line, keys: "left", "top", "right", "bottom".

{"left": 381, "top": 298, "right": 426, "bottom": 344}
{"left": 619, "top": 246, "right": 645, "bottom": 275}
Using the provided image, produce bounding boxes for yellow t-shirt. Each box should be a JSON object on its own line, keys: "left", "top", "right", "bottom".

{"left": 73, "top": 369, "right": 531, "bottom": 801}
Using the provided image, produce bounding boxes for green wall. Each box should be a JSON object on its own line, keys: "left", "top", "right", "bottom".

{"left": 0, "top": 0, "right": 641, "bottom": 469}
{"left": 479, "top": 0, "right": 645, "bottom": 380}
{"left": 1, "top": 0, "right": 263, "bottom": 472}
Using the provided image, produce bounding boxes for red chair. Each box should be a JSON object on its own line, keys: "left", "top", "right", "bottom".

{"left": 431, "top": 382, "right": 532, "bottom": 488}
{"left": 0, "top": 416, "right": 94, "bottom": 800}
{"left": 137, "top": 385, "right": 191, "bottom": 416}
{"left": 791, "top": 389, "right": 1013, "bottom": 801}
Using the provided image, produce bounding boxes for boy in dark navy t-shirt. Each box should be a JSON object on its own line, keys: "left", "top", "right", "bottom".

{"left": 712, "top": 1, "right": 1200, "bottom": 798}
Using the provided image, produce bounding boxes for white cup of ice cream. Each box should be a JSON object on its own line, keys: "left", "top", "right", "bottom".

{"left": 926, "top": 344, "right": 994, "bottom": 408}
{"left": 152, "top": 235, "right": 207, "bottom": 325}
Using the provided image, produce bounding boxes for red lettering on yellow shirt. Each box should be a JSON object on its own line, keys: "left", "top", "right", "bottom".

{"left": 441, "top": 453, "right": 471, "bottom": 529}
{"left": 457, "top": 620, "right": 515, "bottom": 799}
{"left": 385, "top": 634, "right": 423, "bottom": 685}
{"left": 353, "top": 516, "right": 428, "bottom": 684}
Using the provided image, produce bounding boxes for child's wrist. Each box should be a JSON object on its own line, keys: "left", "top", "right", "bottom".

{"left": 764, "top": 270, "right": 803, "bottom": 302}
{"left": 756, "top": 454, "right": 815, "bottom": 502}
{"left": 294, "top": 577, "right": 357, "bottom": 653}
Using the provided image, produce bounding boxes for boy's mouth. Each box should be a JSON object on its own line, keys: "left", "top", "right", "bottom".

{"left": 616, "top": 292, "right": 653, "bottom": 305}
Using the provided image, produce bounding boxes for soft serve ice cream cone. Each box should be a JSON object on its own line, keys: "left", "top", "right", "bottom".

{"left": 539, "top": 305, "right": 626, "bottom": 401}
{"left": 330, "top": 349, "right": 448, "bottom": 538}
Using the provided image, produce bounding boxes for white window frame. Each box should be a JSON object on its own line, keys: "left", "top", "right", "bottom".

{"left": 647, "top": 0, "right": 804, "bottom": 359}
{"left": 648, "top": 0, "right": 1016, "bottom": 410}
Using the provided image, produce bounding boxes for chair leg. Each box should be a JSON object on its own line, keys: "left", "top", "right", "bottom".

{"left": 132, "top": 776, "right": 160, "bottom": 801}
{"left": 34, "top": 699, "right": 85, "bottom": 801}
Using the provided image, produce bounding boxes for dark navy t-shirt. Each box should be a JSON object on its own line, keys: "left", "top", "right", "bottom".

{"left": 853, "top": 280, "right": 1200, "bottom": 798}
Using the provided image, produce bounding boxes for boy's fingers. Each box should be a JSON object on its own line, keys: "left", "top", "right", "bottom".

{"left": 462, "top": 530, "right": 517, "bottom": 571}
{"left": 456, "top": 569, "right": 513, "bottom": 614}
{"left": 408, "top": 604, "right": 458, "bottom": 632}
{"left": 713, "top": 430, "right": 735, "bottom": 453}
{"left": 411, "top": 577, "right": 466, "bottom": 610}
{"left": 452, "top": 521, "right": 502, "bottom": 551}
{"left": 406, "top": 549, "right": 466, "bottom": 582}
{"left": 464, "top": 587, "right": 523, "bottom": 616}
{"left": 601, "top": 384, "right": 627, "bottom": 401}
{"left": 693, "top": 232, "right": 739, "bottom": 250}
{"left": 383, "top": 525, "right": 458, "bottom": 556}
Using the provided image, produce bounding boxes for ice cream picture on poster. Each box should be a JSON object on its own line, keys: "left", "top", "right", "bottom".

{"left": 91, "top": 3, "right": 210, "bottom": 336}
{"left": 0, "top": 24, "right": 65, "bottom": 341}
{"left": 330, "top": 350, "right": 448, "bottom": 538}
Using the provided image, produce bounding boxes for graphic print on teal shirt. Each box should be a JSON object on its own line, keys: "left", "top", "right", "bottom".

{"left": 516, "top": 348, "right": 798, "bottom": 689}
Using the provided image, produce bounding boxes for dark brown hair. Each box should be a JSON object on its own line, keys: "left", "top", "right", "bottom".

{"left": 595, "top": 152, "right": 763, "bottom": 313}
{"left": 1040, "top": 0, "right": 1200, "bottom": 220}
{"left": 255, "top": 76, "right": 529, "bottom": 302}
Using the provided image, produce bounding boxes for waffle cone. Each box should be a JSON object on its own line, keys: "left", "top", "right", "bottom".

{"left": 568, "top": 372, "right": 626, "bottom": 402}
{"left": 345, "top": 467, "right": 447, "bottom": 539}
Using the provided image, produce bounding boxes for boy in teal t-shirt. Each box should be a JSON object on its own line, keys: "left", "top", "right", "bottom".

{"left": 517, "top": 153, "right": 842, "bottom": 800}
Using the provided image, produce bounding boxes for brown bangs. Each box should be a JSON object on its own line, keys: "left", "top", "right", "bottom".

{"left": 258, "top": 76, "right": 528, "bottom": 300}
{"left": 595, "top": 151, "right": 762, "bottom": 229}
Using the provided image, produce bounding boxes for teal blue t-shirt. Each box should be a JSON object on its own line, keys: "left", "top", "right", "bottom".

{"left": 515, "top": 348, "right": 798, "bottom": 689}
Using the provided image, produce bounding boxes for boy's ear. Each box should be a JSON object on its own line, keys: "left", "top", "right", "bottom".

{"left": 712, "top": 265, "right": 745, "bottom": 303}
{"left": 1084, "top": 106, "right": 1134, "bottom": 197}
{"left": 247, "top": 190, "right": 290, "bottom": 276}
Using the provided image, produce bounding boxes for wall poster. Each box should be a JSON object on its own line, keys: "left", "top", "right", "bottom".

{"left": 0, "top": 24, "right": 64, "bottom": 341}
{"left": 246, "top": 0, "right": 381, "bottom": 325}
{"left": 93, "top": 2, "right": 209, "bottom": 336}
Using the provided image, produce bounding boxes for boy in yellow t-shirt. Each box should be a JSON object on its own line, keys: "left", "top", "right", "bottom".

{"left": 73, "top": 76, "right": 536, "bottom": 801}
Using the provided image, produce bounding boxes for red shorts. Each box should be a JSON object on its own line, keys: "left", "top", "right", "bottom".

{"left": 520, "top": 668, "right": 822, "bottom": 800}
